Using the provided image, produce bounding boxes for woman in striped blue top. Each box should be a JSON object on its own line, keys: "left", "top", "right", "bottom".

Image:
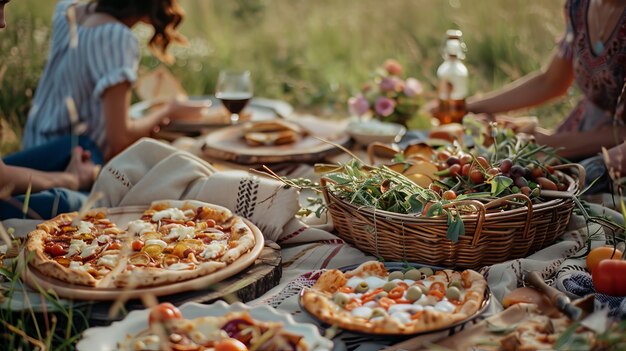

{"left": 2, "top": 0, "right": 205, "bottom": 219}
{"left": 21, "top": 0, "right": 206, "bottom": 160}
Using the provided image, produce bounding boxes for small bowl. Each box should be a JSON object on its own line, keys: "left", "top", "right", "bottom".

{"left": 347, "top": 119, "right": 406, "bottom": 145}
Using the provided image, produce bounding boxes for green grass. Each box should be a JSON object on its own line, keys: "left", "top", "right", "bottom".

{"left": 0, "top": 0, "right": 574, "bottom": 155}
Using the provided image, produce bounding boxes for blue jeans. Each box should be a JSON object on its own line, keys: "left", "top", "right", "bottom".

{"left": 0, "top": 136, "right": 103, "bottom": 220}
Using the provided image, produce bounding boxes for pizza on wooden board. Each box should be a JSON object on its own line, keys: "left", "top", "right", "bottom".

{"left": 300, "top": 261, "right": 488, "bottom": 335}
{"left": 25, "top": 200, "right": 257, "bottom": 288}
{"left": 119, "top": 303, "right": 310, "bottom": 351}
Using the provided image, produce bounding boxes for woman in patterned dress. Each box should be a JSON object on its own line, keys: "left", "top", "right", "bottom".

{"left": 467, "top": 0, "right": 626, "bottom": 161}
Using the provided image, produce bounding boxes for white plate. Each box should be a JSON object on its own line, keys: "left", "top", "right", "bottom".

{"left": 77, "top": 301, "right": 333, "bottom": 351}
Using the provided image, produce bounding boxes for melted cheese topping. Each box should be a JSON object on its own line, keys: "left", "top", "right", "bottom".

{"left": 97, "top": 254, "right": 119, "bottom": 269}
{"left": 165, "top": 226, "right": 196, "bottom": 241}
{"left": 434, "top": 300, "right": 456, "bottom": 313}
{"left": 345, "top": 276, "right": 388, "bottom": 290}
{"left": 80, "top": 244, "right": 99, "bottom": 259}
{"left": 67, "top": 239, "right": 86, "bottom": 256}
{"left": 96, "top": 235, "right": 111, "bottom": 244}
{"left": 127, "top": 220, "right": 155, "bottom": 236}
{"left": 152, "top": 208, "right": 187, "bottom": 222}
{"left": 351, "top": 306, "right": 373, "bottom": 319}
{"left": 69, "top": 261, "right": 93, "bottom": 272}
{"left": 74, "top": 221, "right": 94, "bottom": 236}
{"left": 390, "top": 311, "right": 412, "bottom": 324}
{"left": 200, "top": 242, "right": 226, "bottom": 259}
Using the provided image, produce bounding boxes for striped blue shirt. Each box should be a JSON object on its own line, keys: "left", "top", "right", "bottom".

{"left": 22, "top": 0, "right": 139, "bottom": 153}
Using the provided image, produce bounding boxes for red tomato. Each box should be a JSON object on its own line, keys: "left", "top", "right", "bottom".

{"left": 148, "top": 303, "right": 183, "bottom": 326}
{"left": 131, "top": 240, "right": 144, "bottom": 251}
{"left": 592, "top": 260, "right": 626, "bottom": 296}
{"left": 45, "top": 244, "right": 67, "bottom": 257}
{"left": 215, "top": 338, "right": 248, "bottom": 351}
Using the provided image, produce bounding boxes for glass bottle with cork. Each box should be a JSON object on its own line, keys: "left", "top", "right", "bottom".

{"left": 435, "top": 30, "right": 468, "bottom": 125}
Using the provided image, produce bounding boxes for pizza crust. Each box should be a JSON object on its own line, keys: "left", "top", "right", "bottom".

{"left": 114, "top": 261, "right": 227, "bottom": 288}
{"left": 26, "top": 216, "right": 98, "bottom": 287}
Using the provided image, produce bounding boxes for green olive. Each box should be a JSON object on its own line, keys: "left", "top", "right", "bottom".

{"left": 370, "top": 307, "right": 388, "bottom": 319}
{"left": 419, "top": 285, "right": 429, "bottom": 294}
{"left": 355, "top": 281, "right": 369, "bottom": 293}
{"left": 388, "top": 271, "right": 404, "bottom": 281}
{"left": 448, "top": 280, "right": 462, "bottom": 289}
{"left": 383, "top": 281, "right": 397, "bottom": 292}
{"left": 419, "top": 267, "right": 434, "bottom": 277}
{"left": 406, "top": 286, "right": 423, "bottom": 302}
{"left": 333, "top": 292, "right": 351, "bottom": 307}
{"left": 404, "top": 269, "right": 422, "bottom": 281}
{"left": 446, "top": 286, "right": 461, "bottom": 300}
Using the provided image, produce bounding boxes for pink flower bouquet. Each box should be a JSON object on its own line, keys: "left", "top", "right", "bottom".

{"left": 348, "top": 59, "right": 425, "bottom": 126}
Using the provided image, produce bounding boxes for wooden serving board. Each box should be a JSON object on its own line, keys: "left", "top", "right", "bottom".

{"left": 20, "top": 206, "right": 265, "bottom": 301}
{"left": 202, "top": 117, "right": 351, "bottom": 165}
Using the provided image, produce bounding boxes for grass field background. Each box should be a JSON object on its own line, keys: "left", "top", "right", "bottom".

{"left": 0, "top": 0, "right": 577, "bottom": 154}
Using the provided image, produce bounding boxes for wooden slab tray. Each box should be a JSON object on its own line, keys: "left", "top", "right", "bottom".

{"left": 20, "top": 206, "right": 265, "bottom": 301}
{"left": 202, "top": 117, "right": 351, "bottom": 165}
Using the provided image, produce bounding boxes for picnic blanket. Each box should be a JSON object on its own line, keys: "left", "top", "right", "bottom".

{"left": 3, "top": 138, "right": 625, "bottom": 350}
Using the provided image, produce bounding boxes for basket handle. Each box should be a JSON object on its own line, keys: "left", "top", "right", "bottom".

{"left": 319, "top": 177, "right": 335, "bottom": 206}
{"left": 551, "top": 163, "right": 585, "bottom": 191}
{"left": 367, "top": 142, "right": 399, "bottom": 165}
{"left": 483, "top": 193, "right": 533, "bottom": 239}
{"left": 441, "top": 199, "right": 486, "bottom": 246}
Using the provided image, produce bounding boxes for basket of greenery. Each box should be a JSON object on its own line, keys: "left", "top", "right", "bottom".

{"left": 315, "top": 132, "right": 583, "bottom": 269}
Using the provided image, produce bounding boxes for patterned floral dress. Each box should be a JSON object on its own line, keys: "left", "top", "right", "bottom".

{"left": 556, "top": 0, "right": 626, "bottom": 133}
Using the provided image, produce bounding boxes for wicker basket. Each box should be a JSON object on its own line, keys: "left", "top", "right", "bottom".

{"left": 321, "top": 163, "right": 584, "bottom": 270}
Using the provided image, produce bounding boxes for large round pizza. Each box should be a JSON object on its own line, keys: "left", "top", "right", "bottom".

{"left": 300, "top": 261, "right": 489, "bottom": 335}
{"left": 24, "top": 200, "right": 260, "bottom": 289}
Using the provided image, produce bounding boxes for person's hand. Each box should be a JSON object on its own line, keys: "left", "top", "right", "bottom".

{"left": 165, "top": 96, "right": 211, "bottom": 122}
{"left": 65, "top": 146, "right": 99, "bottom": 191}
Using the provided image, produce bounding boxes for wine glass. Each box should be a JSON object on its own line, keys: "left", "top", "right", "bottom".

{"left": 215, "top": 70, "right": 253, "bottom": 124}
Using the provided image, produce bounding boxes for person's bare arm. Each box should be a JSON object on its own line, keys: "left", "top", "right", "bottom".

{"left": 0, "top": 147, "right": 97, "bottom": 195}
{"left": 101, "top": 83, "right": 211, "bottom": 159}
{"left": 605, "top": 142, "right": 626, "bottom": 177}
{"left": 467, "top": 49, "right": 575, "bottom": 114}
{"left": 535, "top": 125, "right": 626, "bottom": 160}
{"left": 101, "top": 82, "right": 168, "bottom": 159}
{"left": 0, "top": 160, "right": 77, "bottom": 194}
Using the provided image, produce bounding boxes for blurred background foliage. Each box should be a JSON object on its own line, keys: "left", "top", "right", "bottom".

{"left": 0, "top": 0, "right": 578, "bottom": 154}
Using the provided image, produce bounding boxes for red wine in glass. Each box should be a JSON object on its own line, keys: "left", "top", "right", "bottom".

{"left": 216, "top": 70, "right": 253, "bottom": 124}
{"left": 216, "top": 92, "right": 252, "bottom": 115}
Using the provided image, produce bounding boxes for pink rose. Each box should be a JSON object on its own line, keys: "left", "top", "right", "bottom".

{"left": 379, "top": 77, "right": 397, "bottom": 93}
{"left": 383, "top": 59, "right": 403, "bottom": 76}
{"left": 375, "top": 97, "right": 396, "bottom": 117}
{"left": 403, "top": 78, "right": 423, "bottom": 97}
{"left": 348, "top": 95, "right": 370, "bottom": 116}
